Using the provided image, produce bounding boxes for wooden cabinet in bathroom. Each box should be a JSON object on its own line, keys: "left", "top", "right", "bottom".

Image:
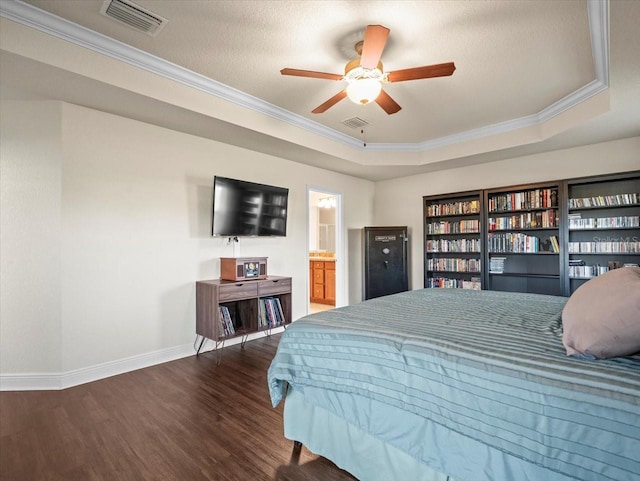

{"left": 309, "top": 260, "right": 336, "bottom": 305}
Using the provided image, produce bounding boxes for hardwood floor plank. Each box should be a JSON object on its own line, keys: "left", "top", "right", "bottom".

{"left": 0, "top": 334, "right": 356, "bottom": 481}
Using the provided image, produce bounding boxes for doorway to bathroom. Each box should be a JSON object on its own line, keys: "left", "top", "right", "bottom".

{"left": 308, "top": 188, "right": 342, "bottom": 315}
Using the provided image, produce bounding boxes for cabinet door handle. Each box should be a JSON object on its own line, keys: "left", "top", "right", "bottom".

{"left": 235, "top": 283, "right": 243, "bottom": 287}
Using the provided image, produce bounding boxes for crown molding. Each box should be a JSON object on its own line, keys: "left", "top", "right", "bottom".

{"left": 0, "top": 0, "right": 608, "bottom": 154}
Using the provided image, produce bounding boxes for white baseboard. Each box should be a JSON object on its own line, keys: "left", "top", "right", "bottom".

{"left": 0, "top": 329, "right": 283, "bottom": 391}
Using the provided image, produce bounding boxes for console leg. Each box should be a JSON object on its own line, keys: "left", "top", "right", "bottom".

{"left": 195, "top": 336, "right": 206, "bottom": 355}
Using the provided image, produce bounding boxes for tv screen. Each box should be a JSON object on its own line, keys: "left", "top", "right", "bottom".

{"left": 212, "top": 176, "right": 289, "bottom": 237}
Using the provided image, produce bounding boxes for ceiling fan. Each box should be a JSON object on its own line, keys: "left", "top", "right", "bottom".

{"left": 280, "top": 25, "right": 456, "bottom": 115}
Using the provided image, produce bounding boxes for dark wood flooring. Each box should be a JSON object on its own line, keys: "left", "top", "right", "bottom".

{"left": 0, "top": 334, "right": 357, "bottom": 481}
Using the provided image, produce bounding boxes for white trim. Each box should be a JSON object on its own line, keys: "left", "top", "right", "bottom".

{"left": 0, "top": 0, "right": 609, "bottom": 154}
{"left": 0, "top": 331, "right": 280, "bottom": 391}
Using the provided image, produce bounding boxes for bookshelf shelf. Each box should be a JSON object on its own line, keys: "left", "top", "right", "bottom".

{"left": 427, "top": 232, "right": 480, "bottom": 236}
{"left": 489, "top": 227, "right": 559, "bottom": 232}
{"left": 427, "top": 270, "right": 482, "bottom": 274}
{"left": 569, "top": 252, "right": 639, "bottom": 256}
{"left": 427, "top": 251, "right": 481, "bottom": 254}
{"left": 568, "top": 227, "right": 638, "bottom": 231}
{"left": 568, "top": 204, "right": 640, "bottom": 212}
{"left": 488, "top": 272, "right": 560, "bottom": 279}
{"left": 427, "top": 213, "right": 480, "bottom": 219}
{"left": 489, "top": 252, "right": 559, "bottom": 255}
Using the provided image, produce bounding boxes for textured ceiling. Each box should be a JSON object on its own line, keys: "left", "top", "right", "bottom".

{"left": 1, "top": 0, "right": 639, "bottom": 180}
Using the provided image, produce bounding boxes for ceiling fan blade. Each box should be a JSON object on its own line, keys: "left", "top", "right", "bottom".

{"left": 280, "top": 68, "right": 343, "bottom": 81}
{"left": 312, "top": 90, "right": 347, "bottom": 114}
{"left": 387, "top": 62, "right": 456, "bottom": 82}
{"left": 376, "top": 89, "right": 401, "bottom": 115}
{"left": 360, "top": 25, "right": 390, "bottom": 69}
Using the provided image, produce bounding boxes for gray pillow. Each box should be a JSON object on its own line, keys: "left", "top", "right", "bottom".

{"left": 562, "top": 266, "right": 640, "bottom": 359}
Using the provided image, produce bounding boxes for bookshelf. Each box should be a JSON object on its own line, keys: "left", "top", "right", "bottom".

{"left": 563, "top": 171, "right": 640, "bottom": 295}
{"left": 423, "top": 191, "right": 483, "bottom": 290}
{"left": 422, "top": 172, "right": 639, "bottom": 296}
{"left": 484, "top": 182, "right": 563, "bottom": 295}
{"left": 195, "top": 276, "right": 292, "bottom": 355}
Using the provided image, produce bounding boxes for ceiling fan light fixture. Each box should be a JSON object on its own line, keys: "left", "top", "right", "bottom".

{"left": 346, "top": 78, "right": 382, "bottom": 105}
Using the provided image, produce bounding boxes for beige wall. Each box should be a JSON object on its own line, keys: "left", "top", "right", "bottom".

{"left": 0, "top": 101, "right": 63, "bottom": 377}
{"left": 1, "top": 101, "right": 374, "bottom": 386}
{"left": 373, "top": 136, "right": 640, "bottom": 289}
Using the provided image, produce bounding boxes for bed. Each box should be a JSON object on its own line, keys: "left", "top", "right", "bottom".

{"left": 267, "top": 288, "right": 640, "bottom": 481}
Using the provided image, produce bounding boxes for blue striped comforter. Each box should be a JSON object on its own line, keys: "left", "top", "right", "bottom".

{"left": 268, "top": 289, "right": 640, "bottom": 481}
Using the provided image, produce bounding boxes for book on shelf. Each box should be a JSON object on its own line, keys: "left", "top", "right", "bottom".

{"left": 489, "top": 256, "right": 506, "bottom": 274}
{"left": 462, "top": 277, "right": 481, "bottom": 290}
{"left": 426, "top": 200, "right": 480, "bottom": 216}
{"left": 427, "top": 219, "right": 480, "bottom": 234}
{"left": 218, "top": 305, "right": 236, "bottom": 337}
{"left": 427, "top": 257, "right": 481, "bottom": 272}
{"left": 568, "top": 215, "right": 639, "bottom": 229}
{"left": 489, "top": 188, "right": 558, "bottom": 212}
{"left": 569, "top": 192, "right": 640, "bottom": 208}
{"left": 259, "top": 297, "right": 285, "bottom": 328}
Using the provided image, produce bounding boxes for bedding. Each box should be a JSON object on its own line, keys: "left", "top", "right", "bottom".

{"left": 267, "top": 289, "right": 640, "bottom": 481}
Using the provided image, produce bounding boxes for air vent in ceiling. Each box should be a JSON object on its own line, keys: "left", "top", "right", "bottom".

{"left": 341, "top": 117, "right": 369, "bottom": 129}
{"left": 100, "top": 0, "right": 168, "bottom": 37}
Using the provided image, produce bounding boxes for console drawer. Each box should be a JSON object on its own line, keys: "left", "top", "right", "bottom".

{"left": 258, "top": 277, "right": 292, "bottom": 296}
{"left": 218, "top": 282, "right": 258, "bottom": 302}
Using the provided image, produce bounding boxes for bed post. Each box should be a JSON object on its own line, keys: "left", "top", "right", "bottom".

{"left": 289, "top": 440, "right": 303, "bottom": 464}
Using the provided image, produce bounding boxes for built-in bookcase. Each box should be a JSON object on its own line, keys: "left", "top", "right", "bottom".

{"left": 563, "top": 171, "right": 640, "bottom": 295}
{"left": 423, "top": 172, "right": 639, "bottom": 297}
{"left": 423, "top": 191, "right": 483, "bottom": 290}
{"left": 484, "top": 182, "right": 563, "bottom": 296}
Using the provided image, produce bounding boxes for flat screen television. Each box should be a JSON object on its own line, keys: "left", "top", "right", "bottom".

{"left": 211, "top": 176, "right": 289, "bottom": 237}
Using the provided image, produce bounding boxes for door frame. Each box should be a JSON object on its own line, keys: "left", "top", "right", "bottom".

{"left": 306, "top": 186, "right": 345, "bottom": 313}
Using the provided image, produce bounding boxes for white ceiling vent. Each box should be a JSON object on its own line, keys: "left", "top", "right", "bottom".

{"left": 341, "top": 117, "right": 369, "bottom": 129}
{"left": 100, "top": 0, "right": 168, "bottom": 37}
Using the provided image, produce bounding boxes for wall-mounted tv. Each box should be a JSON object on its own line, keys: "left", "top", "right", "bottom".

{"left": 212, "top": 176, "right": 289, "bottom": 237}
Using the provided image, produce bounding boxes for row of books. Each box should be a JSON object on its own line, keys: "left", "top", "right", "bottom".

{"left": 425, "top": 238, "right": 481, "bottom": 253}
{"left": 568, "top": 264, "right": 610, "bottom": 278}
{"left": 488, "top": 189, "right": 558, "bottom": 213}
{"left": 426, "top": 200, "right": 480, "bottom": 217}
{"left": 568, "top": 215, "right": 639, "bottom": 229}
{"left": 569, "top": 193, "right": 639, "bottom": 208}
{"left": 258, "top": 297, "right": 285, "bottom": 329}
{"left": 488, "top": 233, "right": 557, "bottom": 253}
{"left": 427, "top": 258, "right": 481, "bottom": 273}
{"left": 488, "top": 210, "right": 559, "bottom": 230}
{"left": 427, "top": 219, "right": 480, "bottom": 234}
{"left": 426, "top": 277, "right": 481, "bottom": 289}
{"left": 218, "top": 306, "right": 236, "bottom": 337}
{"left": 568, "top": 241, "right": 640, "bottom": 254}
